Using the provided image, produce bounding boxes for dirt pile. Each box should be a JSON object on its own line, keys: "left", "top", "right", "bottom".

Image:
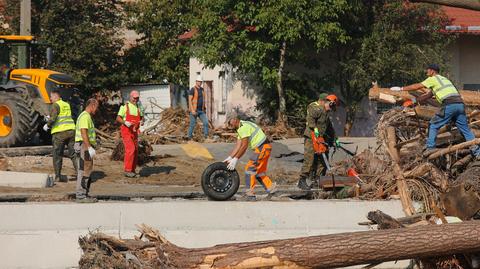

{"left": 110, "top": 137, "right": 153, "bottom": 165}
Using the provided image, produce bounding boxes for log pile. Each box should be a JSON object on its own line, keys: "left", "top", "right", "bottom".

{"left": 362, "top": 85, "right": 480, "bottom": 217}
{"left": 78, "top": 214, "right": 480, "bottom": 269}
{"left": 142, "top": 108, "right": 298, "bottom": 144}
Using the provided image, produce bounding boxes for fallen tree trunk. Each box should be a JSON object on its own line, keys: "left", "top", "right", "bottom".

{"left": 369, "top": 87, "right": 480, "bottom": 106}
{"left": 410, "top": 0, "right": 480, "bottom": 11}
{"left": 0, "top": 145, "right": 52, "bottom": 157}
{"left": 80, "top": 221, "right": 480, "bottom": 268}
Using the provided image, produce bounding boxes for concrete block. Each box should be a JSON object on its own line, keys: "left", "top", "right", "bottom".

{"left": 0, "top": 171, "right": 53, "bottom": 188}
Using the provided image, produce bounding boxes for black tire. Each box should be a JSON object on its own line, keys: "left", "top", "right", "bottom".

{"left": 0, "top": 92, "right": 39, "bottom": 147}
{"left": 201, "top": 162, "right": 240, "bottom": 201}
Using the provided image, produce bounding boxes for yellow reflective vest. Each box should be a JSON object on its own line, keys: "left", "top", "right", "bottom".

{"left": 51, "top": 100, "right": 75, "bottom": 134}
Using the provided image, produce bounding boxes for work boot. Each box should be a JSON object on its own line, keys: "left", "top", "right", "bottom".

{"left": 267, "top": 182, "right": 277, "bottom": 194}
{"left": 241, "top": 189, "right": 256, "bottom": 201}
{"left": 422, "top": 148, "right": 438, "bottom": 158}
{"left": 124, "top": 172, "right": 139, "bottom": 178}
{"left": 75, "top": 197, "right": 98, "bottom": 203}
{"left": 58, "top": 175, "right": 68, "bottom": 183}
{"left": 297, "top": 177, "right": 311, "bottom": 190}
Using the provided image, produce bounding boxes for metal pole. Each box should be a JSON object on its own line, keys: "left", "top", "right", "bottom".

{"left": 18, "top": 0, "right": 31, "bottom": 69}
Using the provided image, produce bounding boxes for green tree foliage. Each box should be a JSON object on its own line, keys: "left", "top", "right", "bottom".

{"left": 192, "top": 0, "right": 349, "bottom": 122}
{"left": 332, "top": 0, "right": 453, "bottom": 134}
{"left": 124, "top": 0, "right": 195, "bottom": 85}
{"left": 37, "top": 0, "right": 125, "bottom": 93}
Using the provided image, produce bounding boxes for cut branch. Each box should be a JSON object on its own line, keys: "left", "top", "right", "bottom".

{"left": 428, "top": 138, "right": 480, "bottom": 159}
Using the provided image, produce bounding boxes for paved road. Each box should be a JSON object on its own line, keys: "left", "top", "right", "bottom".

{"left": 152, "top": 137, "right": 378, "bottom": 173}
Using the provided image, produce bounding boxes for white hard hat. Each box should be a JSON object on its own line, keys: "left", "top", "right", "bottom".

{"left": 195, "top": 74, "right": 203, "bottom": 82}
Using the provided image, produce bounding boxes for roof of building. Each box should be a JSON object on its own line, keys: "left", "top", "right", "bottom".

{"left": 443, "top": 6, "right": 480, "bottom": 35}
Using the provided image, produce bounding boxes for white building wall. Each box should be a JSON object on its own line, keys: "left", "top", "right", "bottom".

{"left": 448, "top": 35, "right": 480, "bottom": 89}
{"left": 189, "top": 58, "right": 258, "bottom": 127}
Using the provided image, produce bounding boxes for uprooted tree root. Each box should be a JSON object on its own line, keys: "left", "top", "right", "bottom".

{"left": 371, "top": 107, "right": 480, "bottom": 214}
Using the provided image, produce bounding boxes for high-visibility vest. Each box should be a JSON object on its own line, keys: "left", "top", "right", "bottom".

{"left": 75, "top": 111, "right": 96, "bottom": 146}
{"left": 431, "top": 75, "right": 460, "bottom": 104}
{"left": 51, "top": 100, "right": 75, "bottom": 134}
{"left": 191, "top": 86, "right": 206, "bottom": 111}
{"left": 239, "top": 120, "right": 267, "bottom": 150}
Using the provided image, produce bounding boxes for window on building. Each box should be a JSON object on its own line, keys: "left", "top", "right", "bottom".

{"left": 463, "top": 84, "right": 480, "bottom": 91}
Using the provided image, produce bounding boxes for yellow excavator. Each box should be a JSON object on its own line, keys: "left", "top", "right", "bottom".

{"left": 0, "top": 35, "right": 80, "bottom": 147}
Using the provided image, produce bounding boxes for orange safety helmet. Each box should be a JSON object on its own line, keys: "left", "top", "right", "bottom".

{"left": 325, "top": 94, "right": 338, "bottom": 104}
{"left": 402, "top": 99, "right": 414, "bottom": 107}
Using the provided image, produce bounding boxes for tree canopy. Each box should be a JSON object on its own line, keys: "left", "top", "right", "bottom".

{"left": 191, "top": 0, "right": 349, "bottom": 122}
{"left": 124, "top": 0, "right": 195, "bottom": 85}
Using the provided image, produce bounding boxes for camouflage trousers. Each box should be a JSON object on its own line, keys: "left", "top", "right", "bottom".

{"left": 52, "top": 130, "right": 77, "bottom": 180}
{"left": 74, "top": 142, "right": 94, "bottom": 199}
{"left": 300, "top": 137, "right": 328, "bottom": 179}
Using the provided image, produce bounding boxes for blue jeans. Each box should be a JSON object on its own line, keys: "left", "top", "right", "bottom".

{"left": 188, "top": 111, "right": 209, "bottom": 138}
{"left": 427, "top": 103, "right": 480, "bottom": 156}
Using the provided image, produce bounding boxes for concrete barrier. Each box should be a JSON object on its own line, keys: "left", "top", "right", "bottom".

{"left": 0, "top": 199, "right": 408, "bottom": 268}
{"left": 0, "top": 171, "right": 53, "bottom": 188}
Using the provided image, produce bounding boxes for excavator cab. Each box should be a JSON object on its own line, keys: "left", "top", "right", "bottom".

{"left": 0, "top": 35, "right": 80, "bottom": 147}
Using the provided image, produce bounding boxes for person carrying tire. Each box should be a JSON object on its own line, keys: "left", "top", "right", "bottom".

{"left": 43, "top": 90, "right": 77, "bottom": 182}
{"left": 224, "top": 113, "right": 277, "bottom": 200}
{"left": 116, "top": 90, "right": 144, "bottom": 178}
{"left": 297, "top": 93, "right": 338, "bottom": 190}
{"left": 74, "top": 98, "right": 99, "bottom": 203}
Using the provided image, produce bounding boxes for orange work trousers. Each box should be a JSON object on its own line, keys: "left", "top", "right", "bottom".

{"left": 245, "top": 143, "right": 273, "bottom": 192}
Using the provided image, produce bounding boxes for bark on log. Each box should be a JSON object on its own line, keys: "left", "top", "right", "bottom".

{"left": 369, "top": 87, "right": 480, "bottom": 106}
{"left": 130, "top": 221, "right": 480, "bottom": 268}
{"left": 428, "top": 138, "right": 480, "bottom": 159}
{"left": 410, "top": 0, "right": 480, "bottom": 11}
{"left": 0, "top": 145, "right": 52, "bottom": 157}
{"left": 386, "top": 126, "right": 415, "bottom": 216}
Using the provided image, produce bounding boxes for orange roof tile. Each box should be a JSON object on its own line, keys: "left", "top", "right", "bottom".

{"left": 443, "top": 6, "right": 480, "bottom": 34}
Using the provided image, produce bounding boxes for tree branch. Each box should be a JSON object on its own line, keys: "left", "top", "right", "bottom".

{"left": 410, "top": 0, "right": 480, "bottom": 11}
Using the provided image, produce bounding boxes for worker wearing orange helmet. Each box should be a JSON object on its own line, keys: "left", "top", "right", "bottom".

{"left": 297, "top": 93, "right": 339, "bottom": 190}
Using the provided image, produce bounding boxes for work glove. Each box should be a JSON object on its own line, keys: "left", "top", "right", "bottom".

{"left": 42, "top": 124, "right": 49, "bottom": 132}
{"left": 335, "top": 138, "right": 341, "bottom": 148}
{"left": 223, "top": 156, "right": 233, "bottom": 163}
{"left": 226, "top": 157, "right": 238, "bottom": 170}
{"left": 124, "top": 121, "right": 132, "bottom": 127}
{"left": 390, "top": 86, "right": 403, "bottom": 92}
{"left": 314, "top": 127, "right": 320, "bottom": 138}
{"left": 87, "top": 147, "right": 96, "bottom": 158}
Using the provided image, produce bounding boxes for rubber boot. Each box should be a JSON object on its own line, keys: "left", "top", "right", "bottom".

{"left": 297, "top": 176, "right": 311, "bottom": 190}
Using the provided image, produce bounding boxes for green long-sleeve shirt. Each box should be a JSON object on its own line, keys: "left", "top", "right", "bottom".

{"left": 47, "top": 103, "right": 60, "bottom": 129}
{"left": 303, "top": 101, "right": 335, "bottom": 142}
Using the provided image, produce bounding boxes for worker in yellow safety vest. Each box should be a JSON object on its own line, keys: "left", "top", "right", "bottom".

{"left": 224, "top": 112, "right": 277, "bottom": 200}
{"left": 74, "top": 98, "right": 99, "bottom": 203}
{"left": 390, "top": 63, "right": 480, "bottom": 158}
{"left": 44, "top": 90, "right": 77, "bottom": 182}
